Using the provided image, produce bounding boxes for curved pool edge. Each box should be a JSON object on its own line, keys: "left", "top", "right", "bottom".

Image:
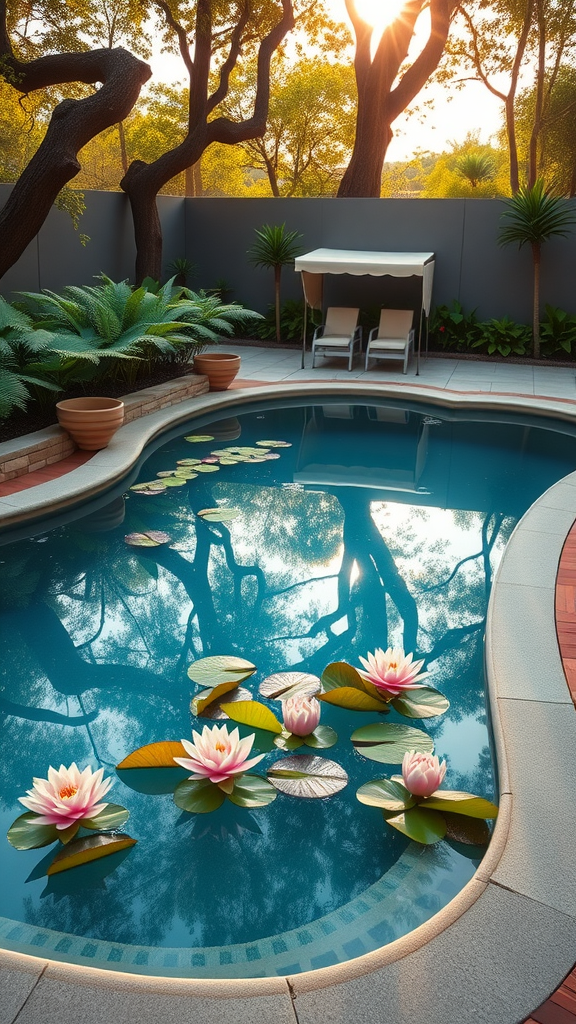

{"left": 2, "top": 382, "right": 576, "bottom": 1024}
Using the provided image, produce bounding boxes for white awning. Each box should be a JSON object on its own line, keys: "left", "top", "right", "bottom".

{"left": 294, "top": 248, "right": 435, "bottom": 315}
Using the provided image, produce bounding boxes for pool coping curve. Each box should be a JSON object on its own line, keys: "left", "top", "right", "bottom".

{"left": 1, "top": 380, "right": 576, "bottom": 1024}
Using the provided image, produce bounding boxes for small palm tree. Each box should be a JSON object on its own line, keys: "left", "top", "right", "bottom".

{"left": 499, "top": 179, "right": 576, "bottom": 358}
{"left": 456, "top": 153, "right": 495, "bottom": 188}
{"left": 248, "top": 224, "right": 304, "bottom": 343}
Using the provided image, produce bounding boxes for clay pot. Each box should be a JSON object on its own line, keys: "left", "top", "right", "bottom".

{"left": 193, "top": 352, "right": 241, "bottom": 391}
{"left": 56, "top": 397, "right": 124, "bottom": 451}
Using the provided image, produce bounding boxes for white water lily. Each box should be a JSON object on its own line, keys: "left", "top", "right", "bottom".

{"left": 174, "top": 724, "right": 265, "bottom": 791}
{"left": 19, "top": 763, "right": 113, "bottom": 831}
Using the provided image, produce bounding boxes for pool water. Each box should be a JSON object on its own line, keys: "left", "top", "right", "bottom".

{"left": 1, "top": 398, "right": 575, "bottom": 978}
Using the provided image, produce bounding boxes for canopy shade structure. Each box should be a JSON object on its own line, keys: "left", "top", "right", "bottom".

{"left": 294, "top": 248, "right": 435, "bottom": 373}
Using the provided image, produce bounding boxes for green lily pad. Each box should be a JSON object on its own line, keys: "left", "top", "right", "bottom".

{"left": 321, "top": 661, "right": 369, "bottom": 693}
{"left": 421, "top": 791, "right": 498, "bottom": 819}
{"left": 267, "top": 755, "right": 348, "bottom": 799}
{"left": 46, "top": 834, "right": 136, "bottom": 875}
{"left": 82, "top": 803, "right": 130, "bottom": 831}
{"left": 116, "top": 740, "right": 188, "bottom": 769}
{"left": 156, "top": 471, "right": 176, "bottom": 478}
{"left": 259, "top": 671, "right": 321, "bottom": 701}
{"left": 129, "top": 481, "right": 167, "bottom": 494}
{"left": 245, "top": 457, "right": 267, "bottom": 463}
{"left": 273, "top": 732, "right": 304, "bottom": 751}
{"left": 386, "top": 805, "right": 447, "bottom": 845}
{"left": 196, "top": 686, "right": 252, "bottom": 720}
{"left": 351, "top": 722, "right": 434, "bottom": 763}
{"left": 124, "top": 531, "right": 172, "bottom": 548}
{"left": 177, "top": 458, "right": 202, "bottom": 466}
{"left": 392, "top": 686, "right": 450, "bottom": 719}
{"left": 195, "top": 464, "right": 220, "bottom": 473}
{"left": 184, "top": 435, "right": 215, "bottom": 442}
{"left": 219, "top": 458, "right": 242, "bottom": 466}
{"left": 356, "top": 778, "right": 417, "bottom": 813}
{"left": 187, "top": 655, "right": 256, "bottom": 688}
{"left": 220, "top": 700, "right": 283, "bottom": 734}
{"left": 197, "top": 507, "right": 241, "bottom": 523}
{"left": 227, "top": 775, "right": 277, "bottom": 808}
{"left": 256, "top": 440, "right": 292, "bottom": 447}
{"left": 162, "top": 476, "right": 188, "bottom": 487}
{"left": 260, "top": 453, "right": 281, "bottom": 460}
{"left": 174, "top": 778, "right": 225, "bottom": 813}
{"left": 174, "top": 469, "right": 198, "bottom": 479}
{"left": 319, "top": 688, "right": 385, "bottom": 712}
{"left": 303, "top": 725, "right": 338, "bottom": 749}
{"left": 7, "top": 813, "right": 61, "bottom": 851}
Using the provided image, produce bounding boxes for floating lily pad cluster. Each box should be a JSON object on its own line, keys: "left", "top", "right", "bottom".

{"left": 127, "top": 437, "right": 291, "bottom": 496}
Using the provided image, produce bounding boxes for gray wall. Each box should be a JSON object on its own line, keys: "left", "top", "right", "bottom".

{"left": 1, "top": 186, "right": 574, "bottom": 323}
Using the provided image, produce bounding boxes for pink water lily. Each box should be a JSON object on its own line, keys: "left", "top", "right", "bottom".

{"left": 402, "top": 751, "right": 446, "bottom": 798}
{"left": 283, "top": 695, "right": 321, "bottom": 737}
{"left": 19, "top": 763, "right": 113, "bottom": 831}
{"left": 358, "top": 647, "right": 428, "bottom": 698}
{"left": 174, "top": 724, "right": 265, "bottom": 791}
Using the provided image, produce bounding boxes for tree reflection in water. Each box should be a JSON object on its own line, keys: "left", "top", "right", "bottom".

{"left": 1, "top": 401, "right": 574, "bottom": 952}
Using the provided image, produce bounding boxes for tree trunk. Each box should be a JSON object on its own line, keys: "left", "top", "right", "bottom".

{"left": 528, "top": 0, "right": 547, "bottom": 188}
{"left": 532, "top": 241, "right": 541, "bottom": 358}
{"left": 118, "top": 120, "right": 129, "bottom": 175}
{"left": 274, "top": 265, "right": 282, "bottom": 343}
{"left": 121, "top": 161, "right": 164, "bottom": 282}
{"left": 0, "top": 47, "right": 150, "bottom": 281}
{"left": 185, "top": 160, "right": 203, "bottom": 196}
{"left": 338, "top": 123, "right": 393, "bottom": 198}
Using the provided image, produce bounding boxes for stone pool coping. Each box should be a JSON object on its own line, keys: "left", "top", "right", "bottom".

{"left": 1, "top": 381, "right": 576, "bottom": 1024}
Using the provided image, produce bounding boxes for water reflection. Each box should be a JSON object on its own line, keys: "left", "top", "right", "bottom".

{"left": 1, "top": 401, "right": 575, "bottom": 958}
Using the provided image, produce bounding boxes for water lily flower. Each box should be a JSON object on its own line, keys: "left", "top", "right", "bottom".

{"left": 402, "top": 750, "right": 446, "bottom": 798}
{"left": 283, "top": 695, "right": 321, "bottom": 737}
{"left": 358, "top": 647, "right": 427, "bottom": 698}
{"left": 19, "top": 763, "right": 113, "bottom": 831}
{"left": 174, "top": 724, "right": 265, "bottom": 792}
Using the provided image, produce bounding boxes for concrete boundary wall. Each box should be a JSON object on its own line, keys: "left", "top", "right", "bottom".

{"left": 1, "top": 186, "right": 574, "bottom": 322}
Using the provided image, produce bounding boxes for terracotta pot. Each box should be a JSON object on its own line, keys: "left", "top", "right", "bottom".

{"left": 56, "top": 397, "right": 124, "bottom": 451}
{"left": 193, "top": 352, "right": 241, "bottom": 391}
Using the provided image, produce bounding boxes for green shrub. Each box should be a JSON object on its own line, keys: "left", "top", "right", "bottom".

{"left": 0, "top": 296, "right": 60, "bottom": 419}
{"left": 256, "top": 299, "right": 320, "bottom": 342}
{"left": 540, "top": 305, "right": 576, "bottom": 357}
{"left": 429, "top": 300, "right": 481, "bottom": 351}
{"left": 472, "top": 317, "right": 532, "bottom": 357}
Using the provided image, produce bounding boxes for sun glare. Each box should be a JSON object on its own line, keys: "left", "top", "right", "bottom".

{"left": 352, "top": 0, "right": 409, "bottom": 30}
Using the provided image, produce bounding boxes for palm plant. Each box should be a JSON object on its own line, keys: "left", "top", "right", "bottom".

{"left": 174, "top": 288, "right": 263, "bottom": 360}
{"left": 0, "top": 297, "right": 60, "bottom": 419}
{"left": 247, "top": 224, "right": 304, "bottom": 343}
{"left": 456, "top": 153, "right": 495, "bottom": 188}
{"left": 498, "top": 179, "right": 576, "bottom": 358}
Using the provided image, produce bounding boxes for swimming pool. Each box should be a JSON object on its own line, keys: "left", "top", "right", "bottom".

{"left": 1, "top": 394, "right": 576, "bottom": 980}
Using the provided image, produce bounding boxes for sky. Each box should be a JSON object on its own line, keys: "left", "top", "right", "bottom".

{"left": 148, "top": 0, "right": 504, "bottom": 164}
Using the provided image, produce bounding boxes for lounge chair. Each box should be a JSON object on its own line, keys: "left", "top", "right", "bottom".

{"left": 365, "top": 309, "right": 415, "bottom": 373}
{"left": 312, "top": 307, "right": 361, "bottom": 371}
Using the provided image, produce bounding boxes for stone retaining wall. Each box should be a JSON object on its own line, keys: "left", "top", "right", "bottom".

{"left": 0, "top": 372, "right": 209, "bottom": 483}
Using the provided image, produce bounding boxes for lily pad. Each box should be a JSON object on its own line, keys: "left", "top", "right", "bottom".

{"left": 422, "top": 791, "right": 498, "bottom": 819}
{"left": 156, "top": 471, "right": 176, "bottom": 478}
{"left": 392, "top": 686, "right": 450, "bottom": 719}
{"left": 124, "top": 531, "right": 172, "bottom": 548}
{"left": 356, "top": 778, "right": 417, "bottom": 813}
{"left": 220, "top": 700, "right": 283, "bottom": 734}
{"left": 303, "top": 725, "right": 338, "bottom": 749}
{"left": 256, "top": 440, "right": 292, "bottom": 447}
{"left": 184, "top": 435, "right": 215, "bottom": 442}
{"left": 227, "top": 775, "right": 277, "bottom": 809}
{"left": 351, "top": 722, "right": 434, "bottom": 764}
{"left": 46, "top": 834, "right": 136, "bottom": 875}
{"left": 174, "top": 778, "right": 225, "bottom": 814}
{"left": 187, "top": 655, "right": 256, "bottom": 688}
{"left": 196, "top": 686, "right": 252, "bottom": 720}
{"left": 177, "top": 458, "right": 202, "bottom": 466}
{"left": 162, "top": 476, "right": 188, "bottom": 487}
{"left": 197, "top": 507, "right": 241, "bottom": 523}
{"left": 259, "top": 671, "right": 321, "bottom": 701}
{"left": 195, "top": 464, "right": 220, "bottom": 473}
{"left": 129, "top": 481, "right": 167, "bottom": 494}
{"left": 386, "top": 805, "right": 447, "bottom": 845}
{"left": 321, "top": 661, "right": 369, "bottom": 693}
{"left": 267, "top": 755, "right": 348, "bottom": 799}
{"left": 201, "top": 457, "right": 220, "bottom": 464}
{"left": 219, "top": 458, "right": 242, "bottom": 466}
{"left": 82, "top": 803, "right": 130, "bottom": 831}
{"left": 245, "top": 457, "right": 267, "bottom": 463}
{"left": 260, "top": 453, "right": 281, "bottom": 460}
{"left": 319, "top": 688, "right": 385, "bottom": 712}
{"left": 190, "top": 679, "right": 245, "bottom": 717}
{"left": 116, "top": 740, "right": 188, "bottom": 769}
{"left": 174, "top": 469, "right": 198, "bottom": 479}
{"left": 7, "top": 813, "right": 60, "bottom": 851}
{"left": 273, "top": 732, "right": 305, "bottom": 751}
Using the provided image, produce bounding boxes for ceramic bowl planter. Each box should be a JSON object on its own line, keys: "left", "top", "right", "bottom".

{"left": 56, "top": 397, "right": 124, "bottom": 451}
{"left": 193, "top": 352, "right": 241, "bottom": 391}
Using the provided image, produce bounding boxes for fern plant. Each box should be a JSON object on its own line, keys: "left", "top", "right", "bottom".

{"left": 0, "top": 297, "right": 60, "bottom": 419}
